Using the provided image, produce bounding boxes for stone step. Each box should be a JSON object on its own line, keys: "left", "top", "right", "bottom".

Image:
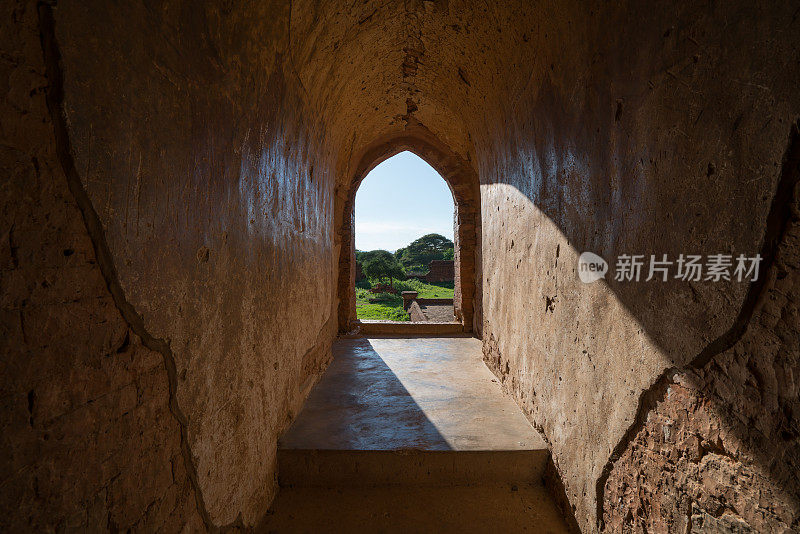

{"left": 261, "top": 337, "right": 572, "bottom": 532}
{"left": 357, "top": 320, "right": 464, "bottom": 335}
{"left": 277, "top": 449, "right": 550, "bottom": 488}
{"left": 257, "top": 483, "right": 569, "bottom": 533}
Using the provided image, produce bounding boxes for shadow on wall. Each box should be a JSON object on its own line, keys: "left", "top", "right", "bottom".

{"left": 478, "top": 31, "right": 800, "bottom": 531}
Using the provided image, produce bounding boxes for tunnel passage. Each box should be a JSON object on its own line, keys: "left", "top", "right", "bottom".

{"left": 336, "top": 130, "right": 481, "bottom": 333}
{"left": 2, "top": 0, "right": 800, "bottom": 532}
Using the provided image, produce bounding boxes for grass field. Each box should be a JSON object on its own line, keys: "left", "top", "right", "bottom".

{"left": 355, "top": 289, "right": 409, "bottom": 321}
{"left": 354, "top": 279, "right": 454, "bottom": 321}
{"left": 355, "top": 303, "right": 410, "bottom": 321}
{"left": 393, "top": 279, "right": 454, "bottom": 299}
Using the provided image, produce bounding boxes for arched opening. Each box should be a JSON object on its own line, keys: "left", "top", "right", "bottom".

{"left": 336, "top": 132, "right": 482, "bottom": 334}
{"left": 354, "top": 151, "right": 456, "bottom": 322}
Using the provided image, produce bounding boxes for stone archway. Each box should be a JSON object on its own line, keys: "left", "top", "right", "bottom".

{"left": 335, "top": 128, "right": 481, "bottom": 334}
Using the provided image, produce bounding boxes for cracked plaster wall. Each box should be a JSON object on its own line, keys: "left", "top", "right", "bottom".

{"left": 477, "top": 2, "right": 800, "bottom": 532}
{"left": 3, "top": 0, "right": 800, "bottom": 532}
{"left": 2, "top": 0, "right": 336, "bottom": 529}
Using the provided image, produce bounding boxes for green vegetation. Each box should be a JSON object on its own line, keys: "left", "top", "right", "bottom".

{"left": 354, "top": 233, "right": 455, "bottom": 321}
{"left": 354, "top": 280, "right": 454, "bottom": 321}
{"left": 392, "top": 279, "right": 454, "bottom": 298}
{"left": 356, "top": 304, "right": 410, "bottom": 321}
{"left": 355, "top": 287, "right": 410, "bottom": 321}
{"left": 360, "top": 250, "right": 404, "bottom": 288}
{"left": 355, "top": 277, "right": 372, "bottom": 290}
{"left": 394, "top": 233, "right": 453, "bottom": 272}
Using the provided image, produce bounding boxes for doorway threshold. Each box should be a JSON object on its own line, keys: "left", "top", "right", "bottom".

{"left": 358, "top": 320, "right": 464, "bottom": 335}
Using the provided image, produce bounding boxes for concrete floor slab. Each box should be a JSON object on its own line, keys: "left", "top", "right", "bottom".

{"left": 268, "top": 337, "right": 570, "bottom": 533}
{"left": 279, "top": 336, "right": 546, "bottom": 451}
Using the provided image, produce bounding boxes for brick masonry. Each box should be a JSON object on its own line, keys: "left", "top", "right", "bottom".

{"left": 601, "top": 138, "right": 800, "bottom": 533}
{"left": 422, "top": 260, "right": 455, "bottom": 283}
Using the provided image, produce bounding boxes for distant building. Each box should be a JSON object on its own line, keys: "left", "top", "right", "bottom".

{"left": 424, "top": 260, "right": 454, "bottom": 282}
{"left": 406, "top": 260, "right": 454, "bottom": 283}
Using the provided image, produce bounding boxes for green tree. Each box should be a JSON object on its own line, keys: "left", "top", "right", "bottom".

{"left": 362, "top": 250, "right": 405, "bottom": 288}
{"left": 397, "top": 233, "right": 454, "bottom": 271}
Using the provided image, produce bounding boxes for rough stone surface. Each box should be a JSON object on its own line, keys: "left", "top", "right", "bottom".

{"left": 3, "top": 0, "right": 334, "bottom": 529}
{"left": 0, "top": 3, "right": 202, "bottom": 530}
{"left": 477, "top": 2, "right": 800, "bottom": 531}
{"left": 423, "top": 260, "right": 455, "bottom": 283}
{"left": 602, "top": 155, "right": 800, "bottom": 533}
{"left": 3, "top": 0, "right": 800, "bottom": 532}
{"left": 51, "top": 1, "right": 337, "bottom": 524}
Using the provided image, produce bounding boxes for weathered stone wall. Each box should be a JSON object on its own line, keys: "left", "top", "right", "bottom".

{"left": 2, "top": 0, "right": 336, "bottom": 529}
{"left": 477, "top": 1, "right": 800, "bottom": 532}
{"left": 424, "top": 260, "right": 454, "bottom": 283}
{"left": 1, "top": 3, "right": 202, "bottom": 530}
{"left": 601, "top": 127, "right": 800, "bottom": 533}
{"left": 4, "top": 0, "right": 800, "bottom": 531}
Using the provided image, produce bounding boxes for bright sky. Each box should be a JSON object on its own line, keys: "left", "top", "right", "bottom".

{"left": 355, "top": 151, "right": 455, "bottom": 252}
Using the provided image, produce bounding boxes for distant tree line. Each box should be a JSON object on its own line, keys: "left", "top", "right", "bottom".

{"left": 356, "top": 233, "right": 454, "bottom": 286}
{"left": 394, "top": 233, "right": 454, "bottom": 272}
